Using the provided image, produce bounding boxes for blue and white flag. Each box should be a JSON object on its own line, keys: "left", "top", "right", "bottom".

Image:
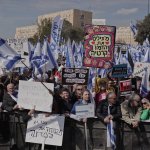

{"left": 50, "top": 16, "right": 62, "bottom": 59}
{"left": 107, "top": 120, "right": 116, "bottom": 150}
{"left": 143, "top": 47, "right": 150, "bottom": 63}
{"left": 107, "top": 106, "right": 116, "bottom": 150}
{"left": 87, "top": 68, "right": 95, "bottom": 91}
{"left": 35, "top": 40, "right": 49, "bottom": 74}
{"left": 47, "top": 41, "right": 58, "bottom": 68}
{"left": 140, "top": 68, "right": 149, "bottom": 97}
{"left": 0, "top": 38, "right": 21, "bottom": 70}
{"left": 57, "top": 19, "right": 63, "bottom": 45}
{"left": 28, "top": 41, "right": 35, "bottom": 68}
{"left": 31, "top": 41, "right": 42, "bottom": 74}
{"left": 65, "top": 45, "right": 72, "bottom": 68}
{"left": 130, "top": 21, "right": 137, "bottom": 37}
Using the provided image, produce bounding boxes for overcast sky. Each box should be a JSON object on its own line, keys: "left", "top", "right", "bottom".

{"left": 0, "top": 0, "right": 149, "bottom": 38}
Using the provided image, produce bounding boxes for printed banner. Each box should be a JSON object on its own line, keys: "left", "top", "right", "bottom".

{"left": 18, "top": 81, "right": 54, "bottom": 112}
{"left": 119, "top": 79, "right": 132, "bottom": 96}
{"left": 112, "top": 64, "right": 127, "bottom": 78}
{"left": 26, "top": 114, "right": 65, "bottom": 146}
{"left": 83, "top": 25, "right": 116, "bottom": 68}
{"left": 62, "top": 68, "right": 89, "bottom": 85}
{"left": 75, "top": 103, "right": 95, "bottom": 118}
{"left": 133, "top": 62, "right": 150, "bottom": 77}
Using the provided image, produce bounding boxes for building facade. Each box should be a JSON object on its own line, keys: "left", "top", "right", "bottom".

{"left": 15, "top": 9, "right": 92, "bottom": 39}
{"left": 92, "top": 19, "right": 106, "bottom": 25}
{"left": 38, "top": 9, "right": 92, "bottom": 29}
{"left": 15, "top": 25, "right": 38, "bottom": 39}
{"left": 116, "top": 27, "right": 138, "bottom": 45}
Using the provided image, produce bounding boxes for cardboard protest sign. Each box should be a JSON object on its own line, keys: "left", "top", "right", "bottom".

{"left": 133, "top": 62, "right": 150, "bottom": 77}
{"left": 18, "top": 81, "right": 54, "bottom": 112}
{"left": 112, "top": 64, "right": 127, "bottom": 78}
{"left": 83, "top": 25, "right": 116, "bottom": 68}
{"left": 75, "top": 103, "right": 95, "bottom": 118}
{"left": 62, "top": 68, "right": 89, "bottom": 85}
{"left": 26, "top": 114, "right": 65, "bottom": 146}
{"left": 119, "top": 79, "right": 132, "bottom": 96}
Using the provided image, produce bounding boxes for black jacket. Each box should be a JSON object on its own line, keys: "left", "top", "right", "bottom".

{"left": 96, "top": 99, "right": 122, "bottom": 122}
{"left": 2, "top": 92, "right": 31, "bottom": 123}
{"left": 2, "top": 92, "right": 17, "bottom": 112}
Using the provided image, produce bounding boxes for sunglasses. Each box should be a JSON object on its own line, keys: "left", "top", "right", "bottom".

{"left": 142, "top": 102, "right": 147, "bottom": 105}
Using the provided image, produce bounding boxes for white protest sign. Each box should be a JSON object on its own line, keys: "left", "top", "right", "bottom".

{"left": 133, "top": 62, "right": 150, "bottom": 77}
{"left": 18, "top": 81, "right": 54, "bottom": 112}
{"left": 75, "top": 103, "right": 95, "bottom": 119}
{"left": 26, "top": 114, "right": 65, "bottom": 146}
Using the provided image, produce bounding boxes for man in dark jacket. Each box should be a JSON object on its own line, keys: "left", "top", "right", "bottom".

{"left": 96, "top": 92, "right": 122, "bottom": 149}
{"left": 96, "top": 92, "right": 122, "bottom": 123}
{"left": 2, "top": 83, "right": 18, "bottom": 112}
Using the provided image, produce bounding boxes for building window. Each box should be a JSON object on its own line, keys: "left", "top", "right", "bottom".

{"left": 81, "top": 22, "right": 84, "bottom": 27}
{"left": 80, "top": 14, "right": 84, "bottom": 20}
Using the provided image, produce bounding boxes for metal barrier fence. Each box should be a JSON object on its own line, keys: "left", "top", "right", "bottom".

{"left": 0, "top": 112, "right": 150, "bottom": 150}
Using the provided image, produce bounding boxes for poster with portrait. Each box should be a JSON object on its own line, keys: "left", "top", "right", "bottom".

{"left": 83, "top": 25, "right": 116, "bottom": 68}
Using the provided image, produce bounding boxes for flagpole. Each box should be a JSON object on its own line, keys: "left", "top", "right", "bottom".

{"left": 84, "top": 122, "right": 88, "bottom": 150}
{"left": 148, "top": 0, "right": 150, "bottom": 15}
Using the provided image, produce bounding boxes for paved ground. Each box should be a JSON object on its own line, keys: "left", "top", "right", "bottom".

{"left": 0, "top": 142, "right": 10, "bottom": 150}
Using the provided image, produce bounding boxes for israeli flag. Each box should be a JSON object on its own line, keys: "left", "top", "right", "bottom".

{"left": 107, "top": 106, "right": 116, "bottom": 150}
{"left": 140, "top": 68, "right": 149, "bottom": 97}
{"left": 0, "top": 38, "right": 21, "bottom": 70}
{"left": 143, "top": 47, "right": 150, "bottom": 63}
{"left": 65, "top": 45, "right": 71, "bottom": 68}
{"left": 130, "top": 21, "right": 137, "bottom": 37}
{"left": 28, "top": 41, "right": 35, "bottom": 68}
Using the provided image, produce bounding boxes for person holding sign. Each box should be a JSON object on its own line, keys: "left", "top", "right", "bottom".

{"left": 1, "top": 83, "right": 35, "bottom": 122}
{"left": 1, "top": 83, "right": 35, "bottom": 150}
{"left": 71, "top": 89, "right": 93, "bottom": 122}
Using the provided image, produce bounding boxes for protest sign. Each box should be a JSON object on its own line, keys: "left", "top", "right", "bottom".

{"left": 83, "top": 25, "right": 116, "bottom": 68}
{"left": 62, "top": 68, "right": 89, "bottom": 85}
{"left": 75, "top": 103, "right": 95, "bottom": 119}
{"left": 112, "top": 64, "right": 127, "bottom": 78}
{"left": 26, "top": 114, "right": 65, "bottom": 146}
{"left": 133, "top": 62, "right": 150, "bottom": 77}
{"left": 119, "top": 79, "right": 132, "bottom": 96}
{"left": 18, "top": 81, "right": 54, "bottom": 112}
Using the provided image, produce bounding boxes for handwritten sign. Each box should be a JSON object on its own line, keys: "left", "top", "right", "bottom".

{"left": 62, "top": 68, "right": 89, "bottom": 85}
{"left": 26, "top": 114, "right": 65, "bottom": 146}
{"left": 18, "top": 81, "right": 54, "bottom": 112}
{"left": 112, "top": 64, "right": 127, "bottom": 78}
{"left": 133, "top": 62, "right": 150, "bottom": 77}
{"left": 75, "top": 103, "right": 95, "bottom": 118}
{"left": 83, "top": 25, "right": 116, "bottom": 68}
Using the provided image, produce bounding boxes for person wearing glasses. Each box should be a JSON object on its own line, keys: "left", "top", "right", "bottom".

{"left": 140, "top": 98, "right": 150, "bottom": 121}
{"left": 121, "top": 92, "right": 142, "bottom": 128}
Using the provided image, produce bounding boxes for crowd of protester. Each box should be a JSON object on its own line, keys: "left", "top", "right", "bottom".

{"left": 0, "top": 67, "right": 150, "bottom": 150}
